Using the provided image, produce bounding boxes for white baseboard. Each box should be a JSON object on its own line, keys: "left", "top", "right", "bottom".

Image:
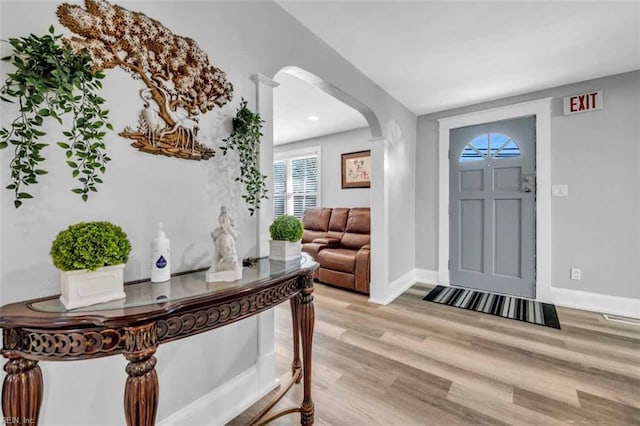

{"left": 414, "top": 269, "right": 439, "bottom": 285}
{"left": 369, "top": 269, "right": 413, "bottom": 305}
{"left": 371, "top": 268, "right": 639, "bottom": 319}
{"left": 158, "top": 352, "right": 278, "bottom": 426}
{"left": 535, "top": 281, "right": 552, "bottom": 303}
{"left": 551, "top": 287, "right": 640, "bottom": 319}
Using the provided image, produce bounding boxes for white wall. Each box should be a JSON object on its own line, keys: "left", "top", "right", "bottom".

{"left": 0, "top": 1, "right": 416, "bottom": 424}
{"left": 274, "top": 127, "right": 371, "bottom": 208}
{"left": 385, "top": 119, "right": 417, "bottom": 282}
{"left": 416, "top": 70, "right": 640, "bottom": 301}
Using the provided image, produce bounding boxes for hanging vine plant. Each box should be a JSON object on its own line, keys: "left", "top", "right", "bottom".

{"left": 0, "top": 26, "right": 112, "bottom": 208}
{"left": 221, "top": 99, "right": 268, "bottom": 216}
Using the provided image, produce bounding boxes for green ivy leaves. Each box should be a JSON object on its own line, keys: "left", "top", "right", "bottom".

{"left": 221, "top": 99, "right": 268, "bottom": 216}
{"left": 0, "top": 27, "right": 111, "bottom": 207}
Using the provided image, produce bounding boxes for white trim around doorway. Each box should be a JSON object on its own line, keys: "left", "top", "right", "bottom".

{"left": 437, "top": 98, "right": 553, "bottom": 303}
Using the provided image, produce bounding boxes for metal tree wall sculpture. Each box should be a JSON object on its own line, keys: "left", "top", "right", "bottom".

{"left": 57, "top": 0, "right": 233, "bottom": 160}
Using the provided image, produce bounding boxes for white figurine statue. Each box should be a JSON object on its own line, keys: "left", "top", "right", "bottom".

{"left": 206, "top": 206, "right": 242, "bottom": 282}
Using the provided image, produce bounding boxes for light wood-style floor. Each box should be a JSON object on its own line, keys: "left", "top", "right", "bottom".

{"left": 229, "top": 283, "right": 640, "bottom": 425}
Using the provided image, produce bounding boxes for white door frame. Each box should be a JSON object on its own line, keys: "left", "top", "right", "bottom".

{"left": 437, "top": 98, "right": 553, "bottom": 302}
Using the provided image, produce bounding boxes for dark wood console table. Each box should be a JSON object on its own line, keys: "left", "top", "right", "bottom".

{"left": 0, "top": 254, "right": 318, "bottom": 426}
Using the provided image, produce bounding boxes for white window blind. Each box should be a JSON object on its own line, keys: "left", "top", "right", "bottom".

{"left": 273, "top": 160, "right": 286, "bottom": 218}
{"left": 291, "top": 156, "right": 318, "bottom": 217}
{"left": 273, "top": 148, "right": 320, "bottom": 219}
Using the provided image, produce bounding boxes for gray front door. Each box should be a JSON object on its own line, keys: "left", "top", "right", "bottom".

{"left": 449, "top": 116, "right": 536, "bottom": 298}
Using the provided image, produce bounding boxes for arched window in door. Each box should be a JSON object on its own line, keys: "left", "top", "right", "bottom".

{"left": 460, "top": 133, "right": 521, "bottom": 162}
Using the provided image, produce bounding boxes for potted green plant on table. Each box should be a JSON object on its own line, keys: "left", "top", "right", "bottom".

{"left": 269, "top": 215, "right": 303, "bottom": 262}
{"left": 50, "top": 221, "right": 131, "bottom": 309}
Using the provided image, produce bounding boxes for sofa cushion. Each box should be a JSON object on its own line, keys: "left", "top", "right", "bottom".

{"left": 329, "top": 208, "right": 349, "bottom": 231}
{"left": 345, "top": 208, "right": 370, "bottom": 234}
{"left": 317, "top": 248, "right": 357, "bottom": 273}
{"left": 302, "top": 208, "right": 332, "bottom": 232}
{"left": 341, "top": 233, "right": 371, "bottom": 250}
{"left": 341, "top": 208, "right": 370, "bottom": 249}
{"left": 325, "top": 208, "right": 348, "bottom": 240}
{"left": 302, "top": 208, "right": 331, "bottom": 243}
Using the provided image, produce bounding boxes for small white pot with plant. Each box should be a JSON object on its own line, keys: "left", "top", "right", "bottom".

{"left": 269, "top": 215, "right": 303, "bottom": 262}
{"left": 50, "top": 221, "right": 132, "bottom": 309}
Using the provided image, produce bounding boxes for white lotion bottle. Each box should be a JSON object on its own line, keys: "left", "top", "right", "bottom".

{"left": 151, "top": 222, "right": 171, "bottom": 282}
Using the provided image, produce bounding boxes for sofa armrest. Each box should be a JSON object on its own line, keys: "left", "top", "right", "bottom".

{"left": 354, "top": 245, "right": 371, "bottom": 293}
{"left": 312, "top": 237, "right": 340, "bottom": 247}
{"left": 303, "top": 239, "right": 338, "bottom": 259}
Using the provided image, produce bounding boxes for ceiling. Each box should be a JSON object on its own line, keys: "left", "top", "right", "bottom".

{"left": 277, "top": 1, "right": 640, "bottom": 116}
{"left": 273, "top": 71, "right": 367, "bottom": 145}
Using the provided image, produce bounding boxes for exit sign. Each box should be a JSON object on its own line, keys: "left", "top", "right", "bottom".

{"left": 563, "top": 91, "right": 603, "bottom": 115}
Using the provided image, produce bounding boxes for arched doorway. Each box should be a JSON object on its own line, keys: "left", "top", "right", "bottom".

{"left": 252, "top": 66, "right": 385, "bottom": 301}
{"left": 277, "top": 66, "right": 382, "bottom": 140}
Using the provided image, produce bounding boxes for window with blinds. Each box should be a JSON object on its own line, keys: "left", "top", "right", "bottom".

{"left": 273, "top": 149, "right": 320, "bottom": 219}
{"left": 273, "top": 160, "right": 287, "bottom": 218}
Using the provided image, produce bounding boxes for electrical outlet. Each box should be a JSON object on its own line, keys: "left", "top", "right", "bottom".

{"left": 570, "top": 268, "right": 581, "bottom": 280}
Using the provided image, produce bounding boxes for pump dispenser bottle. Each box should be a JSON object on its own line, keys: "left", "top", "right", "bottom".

{"left": 151, "top": 222, "right": 170, "bottom": 282}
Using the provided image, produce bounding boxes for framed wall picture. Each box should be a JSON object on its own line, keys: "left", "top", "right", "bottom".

{"left": 341, "top": 150, "right": 371, "bottom": 188}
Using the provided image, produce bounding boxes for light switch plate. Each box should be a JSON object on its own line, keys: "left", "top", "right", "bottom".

{"left": 552, "top": 184, "right": 569, "bottom": 197}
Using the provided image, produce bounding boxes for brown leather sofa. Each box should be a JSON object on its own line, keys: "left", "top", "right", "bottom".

{"left": 301, "top": 207, "right": 370, "bottom": 294}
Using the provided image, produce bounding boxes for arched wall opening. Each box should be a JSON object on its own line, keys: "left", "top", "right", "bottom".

{"left": 252, "top": 66, "right": 386, "bottom": 301}
{"left": 277, "top": 66, "right": 383, "bottom": 140}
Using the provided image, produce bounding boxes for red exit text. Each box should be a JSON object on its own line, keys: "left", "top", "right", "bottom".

{"left": 563, "top": 91, "right": 603, "bottom": 115}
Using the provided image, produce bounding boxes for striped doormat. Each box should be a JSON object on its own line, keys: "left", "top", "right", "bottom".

{"left": 423, "top": 285, "right": 560, "bottom": 329}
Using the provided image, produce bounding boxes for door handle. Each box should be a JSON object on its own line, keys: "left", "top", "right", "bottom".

{"left": 522, "top": 174, "right": 535, "bottom": 193}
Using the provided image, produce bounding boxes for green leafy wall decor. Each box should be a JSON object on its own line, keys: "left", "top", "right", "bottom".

{"left": 0, "top": 26, "right": 111, "bottom": 207}
{"left": 221, "top": 99, "right": 268, "bottom": 215}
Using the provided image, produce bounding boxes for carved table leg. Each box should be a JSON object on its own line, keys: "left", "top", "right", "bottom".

{"left": 290, "top": 294, "right": 302, "bottom": 383}
{"left": 123, "top": 323, "right": 159, "bottom": 426}
{"left": 2, "top": 353, "right": 43, "bottom": 425}
{"left": 299, "top": 277, "right": 315, "bottom": 425}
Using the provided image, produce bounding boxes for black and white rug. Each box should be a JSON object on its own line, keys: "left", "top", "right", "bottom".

{"left": 423, "top": 285, "right": 560, "bottom": 329}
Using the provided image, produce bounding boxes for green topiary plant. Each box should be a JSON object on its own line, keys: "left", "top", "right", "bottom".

{"left": 269, "top": 215, "right": 303, "bottom": 242}
{"left": 0, "top": 26, "right": 112, "bottom": 208}
{"left": 50, "top": 221, "right": 131, "bottom": 271}
{"left": 221, "top": 98, "right": 268, "bottom": 216}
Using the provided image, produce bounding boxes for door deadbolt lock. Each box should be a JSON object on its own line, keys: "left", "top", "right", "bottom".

{"left": 522, "top": 174, "right": 535, "bottom": 193}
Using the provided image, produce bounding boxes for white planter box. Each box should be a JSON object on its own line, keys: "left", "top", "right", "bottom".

{"left": 59, "top": 264, "right": 126, "bottom": 310}
{"left": 269, "top": 240, "right": 301, "bottom": 262}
